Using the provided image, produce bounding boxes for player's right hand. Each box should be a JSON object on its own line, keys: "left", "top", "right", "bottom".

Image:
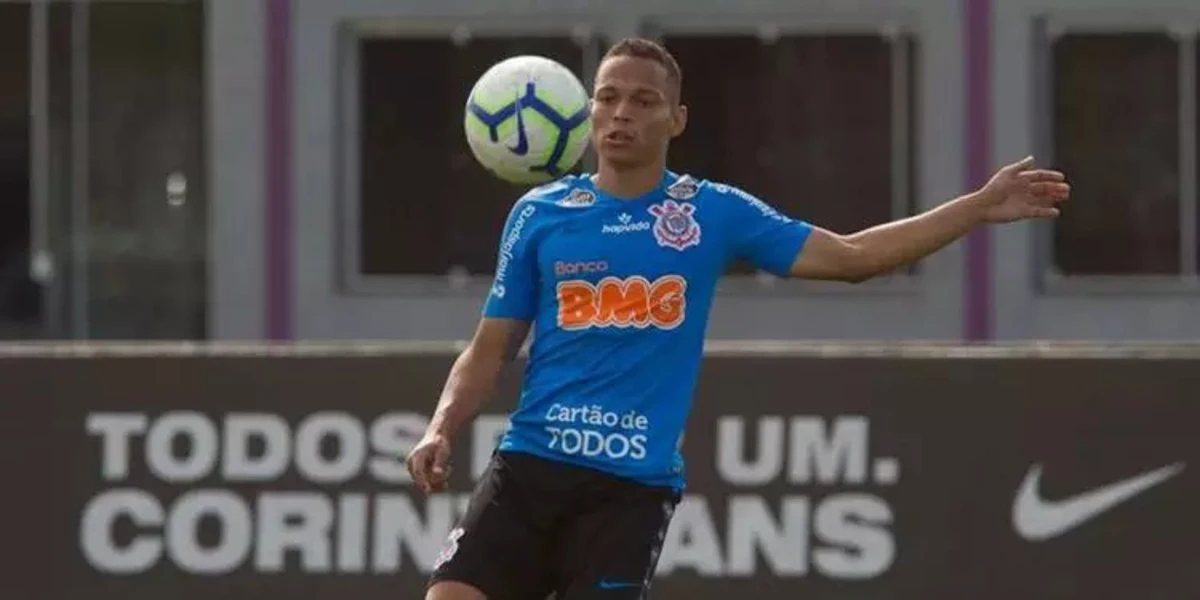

{"left": 405, "top": 433, "right": 452, "bottom": 494}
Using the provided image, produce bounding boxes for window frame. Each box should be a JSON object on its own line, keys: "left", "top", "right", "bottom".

{"left": 647, "top": 18, "right": 922, "bottom": 286}
{"left": 336, "top": 17, "right": 603, "bottom": 298}
{"left": 1031, "top": 11, "right": 1200, "bottom": 295}
{"left": 645, "top": 13, "right": 926, "bottom": 295}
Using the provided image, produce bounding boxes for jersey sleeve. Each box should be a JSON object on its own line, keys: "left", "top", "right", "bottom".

{"left": 482, "top": 200, "right": 541, "bottom": 321}
{"left": 720, "top": 184, "right": 813, "bottom": 277}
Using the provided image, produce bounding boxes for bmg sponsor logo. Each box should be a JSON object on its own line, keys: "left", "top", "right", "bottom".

{"left": 556, "top": 275, "right": 687, "bottom": 330}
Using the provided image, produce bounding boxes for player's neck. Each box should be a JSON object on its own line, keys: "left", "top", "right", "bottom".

{"left": 592, "top": 160, "right": 666, "bottom": 200}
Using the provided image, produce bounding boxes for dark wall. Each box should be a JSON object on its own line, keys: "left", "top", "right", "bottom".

{"left": 2, "top": 353, "right": 1197, "bottom": 599}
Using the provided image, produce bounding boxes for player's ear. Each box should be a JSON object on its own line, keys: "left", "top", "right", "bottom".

{"left": 670, "top": 104, "right": 688, "bottom": 138}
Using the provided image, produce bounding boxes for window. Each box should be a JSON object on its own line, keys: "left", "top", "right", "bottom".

{"left": 84, "top": 1, "right": 208, "bottom": 338}
{"left": 357, "top": 35, "right": 588, "bottom": 277}
{"left": 661, "top": 32, "right": 919, "bottom": 274}
{"left": 14, "top": 0, "right": 206, "bottom": 339}
{"left": 0, "top": 3, "right": 35, "bottom": 338}
{"left": 1048, "top": 32, "right": 1193, "bottom": 277}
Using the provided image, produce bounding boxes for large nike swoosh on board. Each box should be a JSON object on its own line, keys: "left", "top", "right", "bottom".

{"left": 1012, "top": 462, "right": 1185, "bottom": 541}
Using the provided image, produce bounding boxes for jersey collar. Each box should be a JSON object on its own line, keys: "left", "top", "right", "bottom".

{"left": 583, "top": 170, "right": 680, "bottom": 205}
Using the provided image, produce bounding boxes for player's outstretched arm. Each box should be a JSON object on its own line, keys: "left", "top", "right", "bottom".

{"left": 788, "top": 156, "right": 1070, "bottom": 282}
{"left": 406, "top": 317, "right": 530, "bottom": 494}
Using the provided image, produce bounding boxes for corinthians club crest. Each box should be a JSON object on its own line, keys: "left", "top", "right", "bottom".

{"left": 648, "top": 200, "right": 701, "bottom": 251}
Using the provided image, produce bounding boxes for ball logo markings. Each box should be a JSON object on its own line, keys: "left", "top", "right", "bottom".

{"left": 506, "top": 90, "right": 530, "bottom": 156}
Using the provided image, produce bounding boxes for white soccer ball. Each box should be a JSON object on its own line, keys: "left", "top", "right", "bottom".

{"left": 464, "top": 55, "right": 592, "bottom": 185}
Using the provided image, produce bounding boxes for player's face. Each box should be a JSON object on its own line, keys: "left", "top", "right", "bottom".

{"left": 590, "top": 56, "right": 686, "bottom": 168}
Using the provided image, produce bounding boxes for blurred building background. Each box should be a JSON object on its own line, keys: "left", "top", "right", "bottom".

{"left": 3, "top": 3, "right": 1200, "bottom": 598}
{"left": 0, "top": 0, "right": 1197, "bottom": 344}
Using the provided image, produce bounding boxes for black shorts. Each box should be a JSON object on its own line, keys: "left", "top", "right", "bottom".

{"left": 428, "top": 450, "right": 680, "bottom": 599}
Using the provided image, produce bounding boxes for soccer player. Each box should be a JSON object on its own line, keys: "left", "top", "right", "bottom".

{"left": 407, "top": 37, "right": 1070, "bottom": 600}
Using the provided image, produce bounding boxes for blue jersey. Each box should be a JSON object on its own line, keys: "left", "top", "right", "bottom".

{"left": 483, "top": 171, "right": 813, "bottom": 490}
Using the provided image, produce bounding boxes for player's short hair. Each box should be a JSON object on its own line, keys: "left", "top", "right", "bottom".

{"left": 601, "top": 37, "right": 683, "bottom": 101}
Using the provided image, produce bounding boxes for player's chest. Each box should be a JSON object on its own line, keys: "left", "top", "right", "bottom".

{"left": 537, "top": 201, "right": 721, "bottom": 283}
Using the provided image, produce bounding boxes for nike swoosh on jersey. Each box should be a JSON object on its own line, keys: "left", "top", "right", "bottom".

{"left": 1012, "top": 462, "right": 1184, "bottom": 541}
{"left": 507, "top": 93, "right": 529, "bottom": 156}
